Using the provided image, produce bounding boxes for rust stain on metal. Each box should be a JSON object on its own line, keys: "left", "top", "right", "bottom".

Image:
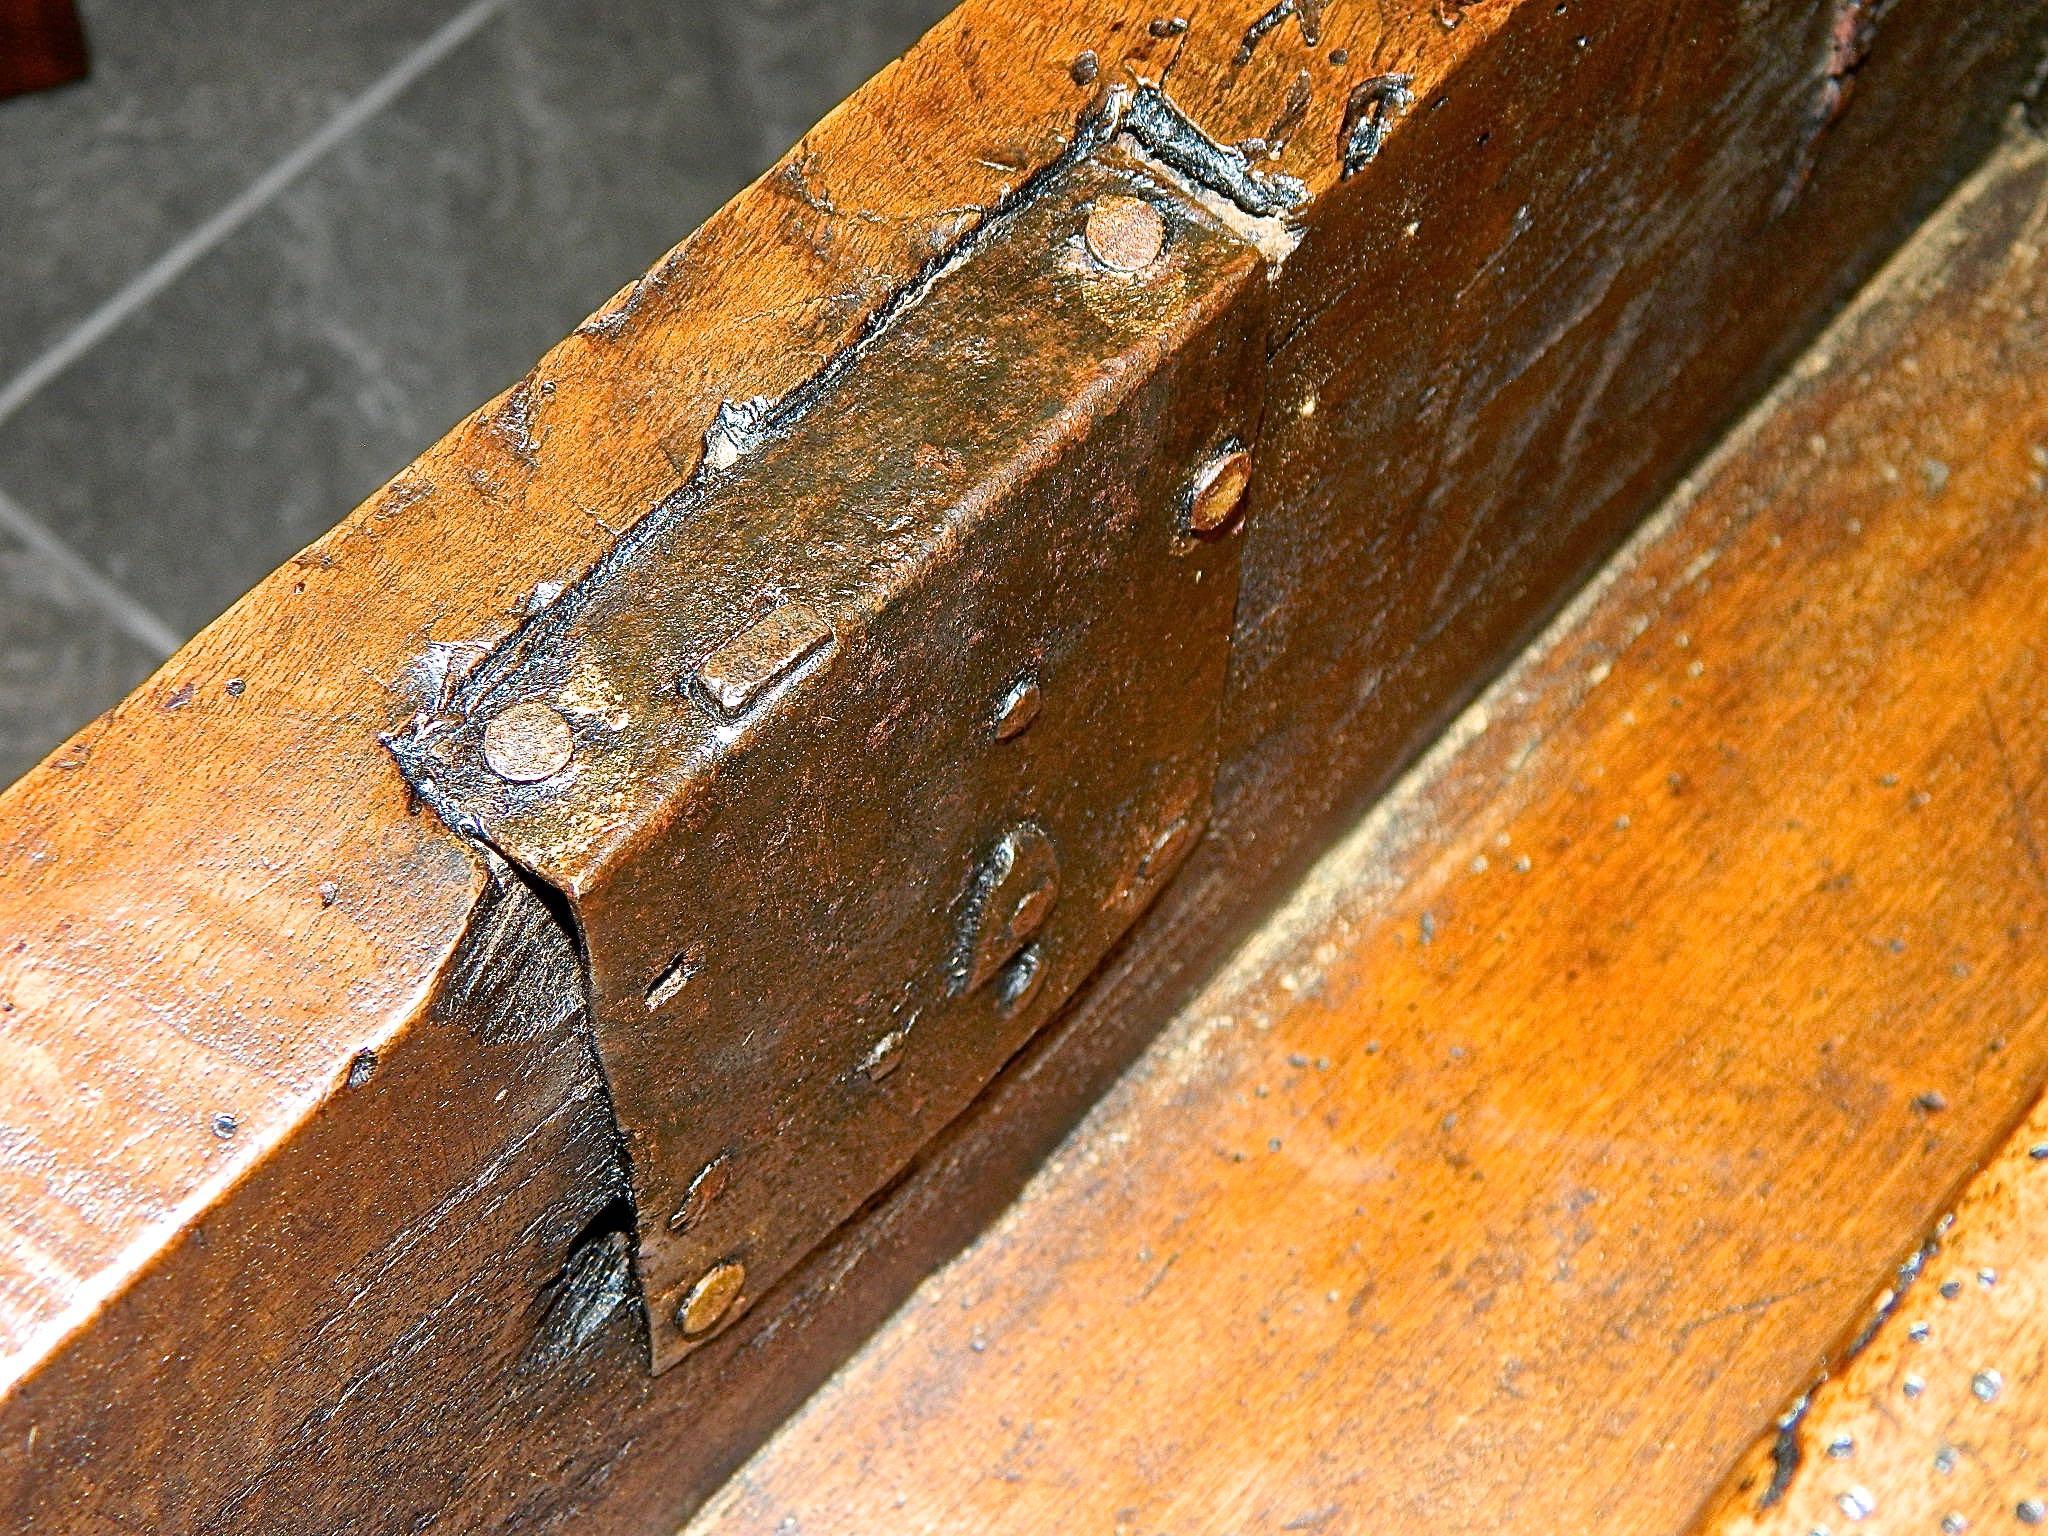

{"left": 668, "top": 1155, "right": 731, "bottom": 1234}
{"left": 862, "top": 1029, "right": 908, "bottom": 1082}
{"left": 390, "top": 154, "right": 1265, "bottom": 1372}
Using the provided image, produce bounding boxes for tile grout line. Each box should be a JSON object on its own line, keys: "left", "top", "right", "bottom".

{"left": 0, "top": 485, "right": 181, "bottom": 655}
{"left": 0, "top": 0, "right": 515, "bottom": 434}
{"left": 0, "top": 0, "right": 518, "bottom": 659}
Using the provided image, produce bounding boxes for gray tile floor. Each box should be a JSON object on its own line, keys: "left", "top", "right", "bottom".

{"left": 0, "top": 0, "right": 952, "bottom": 784}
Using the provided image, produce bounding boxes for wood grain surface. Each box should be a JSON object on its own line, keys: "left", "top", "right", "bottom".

{"left": 690, "top": 129, "right": 2048, "bottom": 1535}
{"left": 0, "top": 0, "right": 2043, "bottom": 1530}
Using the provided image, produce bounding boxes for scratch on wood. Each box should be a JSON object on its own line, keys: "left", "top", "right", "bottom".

{"left": 1249, "top": 69, "right": 1315, "bottom": 159}
{"left": 487, "top": 376, "right": 545, "bottom": 466}
{"left": 1432, "top": 0, "right": 1505, "bottom": 30}
{"left": 780, "top": 153, "right": 886, "bottom": 226}
{"left": 1983, "top": 691, "right": 2048, "bottom": 895}
{"left": 1778, "top": 0, "right": 1885, "bottom": 212}
{"left": 578, "top": 268, "right": 664, "bottom": 339}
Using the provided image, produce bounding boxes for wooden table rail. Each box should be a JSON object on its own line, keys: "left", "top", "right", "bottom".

{"left": 0, "top": 1, "right": 2043, "bottom": 1530}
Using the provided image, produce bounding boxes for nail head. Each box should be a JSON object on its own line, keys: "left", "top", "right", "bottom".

{"left": 1187, "top": 447, "right": 1253, "bottom": 538}
{"left": 996, "top": 945, "right": 1045, "bottom": 1015}
{"left": 993, "top": 678, "right": 1042, "bottom": 740}
{"left": 1084, "top": 195, "right": 1168, "bottom": 274}
{"left": 677, "top": 1261, "right": 746, "bottom": 1337}
{"left": 864, "top": 1029, "right": 907, "bottom": 1082}
{"left": 482, "top": 701, "right": 575, "bottom": 783}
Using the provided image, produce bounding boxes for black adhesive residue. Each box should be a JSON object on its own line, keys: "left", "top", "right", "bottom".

{"left": 345, "top": 1048, "right": 378, "bottom": 1088}
{"left": 1760, "top": 1392, "right": 1810, "bottom": 1509}
{"left": 1124, "top": 84, "right": 1309, "bottom": 216}
{"left": 1339, "top": 74, "right": 1416, "bottom": 177}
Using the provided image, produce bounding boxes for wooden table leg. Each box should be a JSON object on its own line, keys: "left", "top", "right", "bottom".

{"left": 0, "top": 0, "right": 86, "bottom": 101}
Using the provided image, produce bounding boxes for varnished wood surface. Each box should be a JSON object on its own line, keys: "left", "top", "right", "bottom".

{"left": 691, "top": 131, "right": 2048, "bottom": 1534}
{"left": 1, "top": 1, "right": 2044, "bottom": 1529}
{"left": 0, "top": 0, "right": 1534, "bottom": 1392}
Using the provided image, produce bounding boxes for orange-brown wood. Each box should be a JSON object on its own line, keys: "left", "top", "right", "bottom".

{"left": 689, "top": 130, "right": 2048, "bottom": 1534}
{"left": 0, "top": 0, "right": 1463, "bottom": 1389}
{"left": 1, "top": 0, "right": 1547, "bottom": 1390}
{"left": 2, "top": 1, "right": 2043, "bottom": 1529}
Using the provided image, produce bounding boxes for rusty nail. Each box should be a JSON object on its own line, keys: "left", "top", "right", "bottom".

{"left": 1186, "top": 446, "right": 1253, "bottom": 538}
{"left": 481, "top": 700, "right": 575, "bottom": 783}
{"left": 1084, "top": 196, "right": 1167, "bottom": 275}
{"left": 1006, "top": 880, "right": 1056, "bottom": 949}
{"left": 863, "top": 1029, "right": 907, "bottom": 1081}
{"left": 676, "top": 1260, "right": 746, "bottom": 1337}
{"left": 996, "top": 946, "right": 1045, "bottom": 1016}
{"left": 668, "top": 1154, "right": 730, "bottom": 1233}
{"left": 960, "top": 824, "right": 1062, "bottom": 993}
{"left": 993, "top": 677, "right": 1042, "bottom": 740}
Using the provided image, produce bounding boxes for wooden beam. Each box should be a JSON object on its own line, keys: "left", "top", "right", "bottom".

{"left": 689, "top": 128, "right": 2048, "bottom": 1533}
{"left": 0, "top": 0, "right": 2041, "bottom": 1529}
{"left": 1705, "top": 1076, "right": 2048, "bottom": 1532}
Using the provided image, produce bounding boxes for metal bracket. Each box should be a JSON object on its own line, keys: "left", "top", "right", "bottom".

{"left": 392, "top": 152, "right": 1267, "bottom": 1371}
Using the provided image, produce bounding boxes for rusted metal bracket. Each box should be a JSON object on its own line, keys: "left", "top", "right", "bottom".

{"left": 391, "top": 150, "right": 1268, "bottom": 1371}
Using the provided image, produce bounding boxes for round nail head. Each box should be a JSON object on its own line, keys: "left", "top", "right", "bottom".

{"left": 996, "top": 946, "right": 1045, "bottom": 1016}
{"left": 677, "top": 1261, "right": 746, "bottom": 1338}
{"left": 993, "top": 678, "right": 1042, "bottom": 740}
{"left": 1007, "top": 880, "right": 1057, "bottom": 947}
{"left": 1085, "top": 196, "right": 1168, "bottom": 274}
{"left": 1141, "top": 813, "right": 1199, "bottom": 884}
{"left": 482, "top": 701, "right": 574, "bottom": 783}
{"left": 1187, "top": 447, "right": 1253, "bottom": 538}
